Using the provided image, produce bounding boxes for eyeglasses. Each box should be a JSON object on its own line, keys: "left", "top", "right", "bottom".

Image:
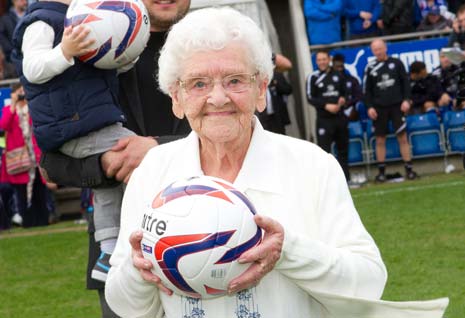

{"left": 178, "top": 72, "right": 258, "bottom": 97}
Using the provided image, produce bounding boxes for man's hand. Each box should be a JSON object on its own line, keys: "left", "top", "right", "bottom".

{"left": 363, "top": 20, "right": 372, "bottom": 29}
{"left": 227, "top": 215, "right": 284, "bottom": 294}
{"left": 101, "top": 136, "right": 158, "bottom": 183}
{"left": 61, "top": 25, "right": 95, "bottom": 61}
{"left": 337, "top": 96, "right": 346, "bottom": 107}
{"left": 368, "top": 107, "right": 378, "bottom": 120}
{"left": 129, "top": 231, "right": 173, "bottom": 296}
{"left": 274, "top": 53, "right": 293, "bottom": 73}
{"left": 401, "top": 100, "right": 411, "bottom": 113}
{"left": 325, "top": 103, "right": 340, "bottom": 114}
{"left": 360, "top": 11, "right": 372, "bottom": 20}
{"left": 438, "top": 93, "right": 451, "bottom": 107}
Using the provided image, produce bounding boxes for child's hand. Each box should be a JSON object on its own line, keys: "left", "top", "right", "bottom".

{"left": 61, "top": 25, "right": 95, "bottom": 61}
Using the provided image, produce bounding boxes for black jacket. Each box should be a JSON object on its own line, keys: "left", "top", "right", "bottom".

{"left": 410, "top": 74, "right": 444, "bottom": 111}
{"left": 258, "top": 72, "right": 292, "bottom": 126}
{"left": 306, "top": 68, "right": 346, "bottom": 118}
{"left": 381, "top": 0, "right": 414, "bottom": 34}
{"left": 363, "top": 57, "right": 410, "bottom": 108}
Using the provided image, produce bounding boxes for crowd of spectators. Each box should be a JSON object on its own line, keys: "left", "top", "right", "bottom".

{"left": 304, "top": 0, "right": 460, "bottom": 46}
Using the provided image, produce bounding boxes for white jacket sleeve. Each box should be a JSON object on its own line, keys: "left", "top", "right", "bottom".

{"left": 22, "top": 21, "right": 73, "bottom": 84}
{"left": 275, "top": 153, "right": 387, "bottom": 299}
{"left": 105, "top": 165, "right": 164, "bottom": 318}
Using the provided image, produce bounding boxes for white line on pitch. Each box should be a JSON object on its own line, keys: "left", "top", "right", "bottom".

{"left": 351, "top": 180, "right": 465, "bottom": 198}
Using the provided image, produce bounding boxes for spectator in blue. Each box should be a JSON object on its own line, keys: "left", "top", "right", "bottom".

{"left": 415, "top": 0, "right": 455, "bottom": 21}
{"left": 343, "top": 0, "right": 381, "bottom": 39}
{"left": 303, "top": 0, "right": 342, "bottom": 45}
{"left": 416, "top": 5, "right": 453, "bottom": 31}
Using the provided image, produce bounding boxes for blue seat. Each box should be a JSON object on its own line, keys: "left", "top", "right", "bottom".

{"left": 406, "top": 113, "right": 444, "bottom": 157}
{"left": 348, "top": 121, "right": 365, "bottom": 164}
{"left": 443, "top": 110, "right": 465, "bottom": 153}
{"left": 348, "top": 120, "right": 363, "bottom": 138}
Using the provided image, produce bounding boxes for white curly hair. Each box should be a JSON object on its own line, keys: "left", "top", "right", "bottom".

{"left": 157, "top": 7, "right": 274, "bottom": 94}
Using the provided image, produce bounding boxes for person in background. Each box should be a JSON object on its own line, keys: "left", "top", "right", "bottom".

{"left": 0, "top": 0, "right": 27, "bottom": 61}
{"left": 105, "top": 7, "right": 388, "bottom": 317}
{"left": 447, "top": 4, "right": 465, "bottom": 49}
{"left": 0, "top": 45, "right": 17, "bottom": 80}
{"left": 415, "top": 0, "right": 455, "bottom": 22}
{"left": 303, "top": 0, "right": 342, "bottom": 45}
{"left": 379, "top": 0, "right": 414, "bottom": 35}
{"left": 343, "top": 0, "right": 381, "bottom": 39}
{"left": 432, "top": 51, "right": 458, "bottom": 101}
{"left": 332, "top": 53, "right": 363, "bottom": 122}
{"left": 409, "top": 60, "right": 450, "bottom": 114}
{"left": 0, "top": 83, "right": 49, "bottom": 227}
{"left": 36, "top": 1, "right": 192, "bottom": 317}
{"left": 416, "top": 5, "right": 453, "bottom": 31}
{"left": 12, "top": 0, "right": 139, "bottom": 284}
{"left": 258, "top": 56, "right": 293, "bottom": 135}
{"left": 307, "top": 50, "right": 350, "bottom": 182}
{"left": 363, "top": 38, "right": 418, "bottom": 182}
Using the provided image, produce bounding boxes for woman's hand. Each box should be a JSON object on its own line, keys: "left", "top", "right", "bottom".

{"left": 227, "top": 215, "right": 284, "bottom": 294}
{"left": 129, "top": 230, "right": 173, "bottom": 296}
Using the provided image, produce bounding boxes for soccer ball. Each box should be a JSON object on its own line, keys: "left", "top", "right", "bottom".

{"left": 65, "top": 0, "right": 150, "bottom": 69}
{"left": 140, "top": 176, "right": 262, "bottom": 299}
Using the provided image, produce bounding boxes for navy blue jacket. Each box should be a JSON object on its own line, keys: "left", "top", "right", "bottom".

{"left": 12, "top": 2, "right": 125, "bottom": 151}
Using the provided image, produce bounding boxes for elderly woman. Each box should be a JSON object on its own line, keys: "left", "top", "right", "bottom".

{"left": 105, "top": 7, "right": 447, "bottom": 318}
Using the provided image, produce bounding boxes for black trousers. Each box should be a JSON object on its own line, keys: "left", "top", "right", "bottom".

{"left": 12, "top": 169, "right": 49, "bottom": 228}
{"left": 317, "top": 116, "right": 350, "bottom": 181}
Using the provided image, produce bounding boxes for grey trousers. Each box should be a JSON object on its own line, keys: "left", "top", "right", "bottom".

{"left": 60, "top": 123, "right": 135, "bottom": 242}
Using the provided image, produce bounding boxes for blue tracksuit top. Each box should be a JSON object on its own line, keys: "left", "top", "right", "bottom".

{"left": 343, "top": 0, "right": 380, "bottom": 36}
{"left": 304, "top": 0, "right": 343, "bottom": 45}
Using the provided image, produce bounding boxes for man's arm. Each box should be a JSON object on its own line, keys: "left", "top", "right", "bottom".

{"left": 306, "top": 74, "right": 326, "bottom": 109}
{"left": 40, "top": 134, "right": 186, "bottom": 188}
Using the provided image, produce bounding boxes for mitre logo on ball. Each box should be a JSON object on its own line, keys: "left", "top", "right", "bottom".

{"left": 65, "top": 0, "right": 150, "bottom": 69}
{"left": 140, "top": 176, "right": 262, "bottom": 299}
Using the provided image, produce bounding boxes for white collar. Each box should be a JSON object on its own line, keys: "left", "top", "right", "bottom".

{"left": 170, "top": 117, "right": 284, "bottom": 195}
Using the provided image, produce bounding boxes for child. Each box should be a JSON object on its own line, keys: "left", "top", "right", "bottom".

{"left": 12, "top": 0, "right": 136, "bottom": 281}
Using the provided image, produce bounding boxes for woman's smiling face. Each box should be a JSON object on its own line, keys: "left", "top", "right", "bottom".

{"left": 171, "top": 43, "right": 267, "bottom": 144}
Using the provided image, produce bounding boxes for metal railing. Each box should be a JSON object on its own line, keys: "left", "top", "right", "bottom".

{"left": 309, "top": 29, "right": 452, "bottom": 50}
{"left": 0, "top": 77, "right": 19, "bottom": 88}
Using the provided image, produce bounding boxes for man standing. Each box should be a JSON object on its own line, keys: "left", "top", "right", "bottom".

{"left": 307, "top": 50, "right": 350, "bottom": 181}
{"left": 363, "top": 39, "right": 417, "bottom": 182}
{"left": 379, "top": 0, "right": 414, "bottom": 35}
{"left": 332, "top": 53, "right": 363, "bottom": 121}
{"left": 71, "top": 1, "right": 190, "bottom": 316}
